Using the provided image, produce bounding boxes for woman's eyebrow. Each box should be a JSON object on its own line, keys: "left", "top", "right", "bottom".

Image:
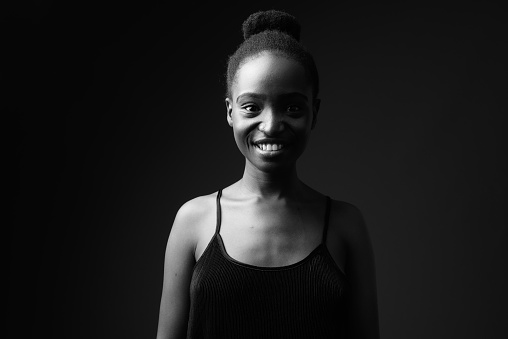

{"left": 236, "top": 92, "right": 308, "bottom": 103}
{"left": 279, "top": 92, "right": 308, "bottom": 101}
{"left": 236, "top": 93, "right": 267, "bottom": 102}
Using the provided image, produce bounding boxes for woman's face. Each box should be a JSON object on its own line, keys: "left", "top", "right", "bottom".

{"left": 226, "top": 52, "right": 319, "bottom": 173}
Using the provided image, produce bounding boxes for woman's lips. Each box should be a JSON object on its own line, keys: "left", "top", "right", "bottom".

{"left": 252, "top": 142, "right": 289, "bottom": 157}
{"left": 251, "top": 138, "right": 291, "bottom": 157}
{"left": 255, "top": 143, "right": 285, "bottom": 151}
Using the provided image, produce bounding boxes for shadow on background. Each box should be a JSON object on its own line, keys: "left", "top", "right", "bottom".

{"left": 11, "top": 1, "right": 507, "bottom": 338}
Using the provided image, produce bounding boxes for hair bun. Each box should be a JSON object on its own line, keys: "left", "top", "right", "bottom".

{"left": 242, "top": 10, "right": 301, "bottom": 41}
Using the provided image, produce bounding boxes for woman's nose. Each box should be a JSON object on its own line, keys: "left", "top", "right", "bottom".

{"left": 258, "top": 110, "right": 284, "bottom": 135}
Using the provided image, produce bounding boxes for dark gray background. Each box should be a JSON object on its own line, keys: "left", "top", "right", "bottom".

{"left": 12, "top": 1, "right": 507, "bottom": 338}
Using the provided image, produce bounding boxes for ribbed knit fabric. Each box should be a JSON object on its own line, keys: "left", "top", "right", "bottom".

{"left": 188, "top": 190, "right": 349, "bottom": 339}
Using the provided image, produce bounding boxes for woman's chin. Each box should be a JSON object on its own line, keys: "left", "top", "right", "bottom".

{"left": 246, "top": 158, "right": 296, "bottom": 175}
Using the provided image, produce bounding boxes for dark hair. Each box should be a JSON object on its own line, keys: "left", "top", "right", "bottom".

{"left": 226, "top": 10, "right": 319, "bottom": 99}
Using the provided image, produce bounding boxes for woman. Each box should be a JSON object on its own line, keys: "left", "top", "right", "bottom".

{"left": 156, "top": 10, "right": 379, "bottom": 339}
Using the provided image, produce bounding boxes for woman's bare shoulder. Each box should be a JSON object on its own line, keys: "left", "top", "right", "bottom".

{"left": 329, "top": 199, "right": 364, "bottom": 221}
{"left": 169, "top": 192, "right": 218, "bottom": 242}
{"left": 328, "top": 198, "right": 369, "bottom": 242}
{"left": 176, "top": 193, "right": 217, "bottom": 220}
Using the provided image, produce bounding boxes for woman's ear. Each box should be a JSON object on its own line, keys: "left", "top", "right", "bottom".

{"left": 311, "top": 98, "right": 321, "bottom": 130}
{"left": 225, "top": 98, "right": 233, "bottom": 127}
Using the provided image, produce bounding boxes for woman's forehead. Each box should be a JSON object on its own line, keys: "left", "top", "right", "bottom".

{"left": 232, "top": 53, "right": 311, "bottom": 99}
{"left": 235, "top": 91, "right": 310, "bottom": 104}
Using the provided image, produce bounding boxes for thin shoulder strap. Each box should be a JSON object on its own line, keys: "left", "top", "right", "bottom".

{"left": 322, "top": 196, "right": 332, "bottom": 243}
{"left": 215, "top": 189, "right": 223, "bottom": 234}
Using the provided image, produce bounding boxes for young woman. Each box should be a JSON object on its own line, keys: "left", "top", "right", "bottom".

{"left": 156, "top": 10, "right": 379, "bottom": 339}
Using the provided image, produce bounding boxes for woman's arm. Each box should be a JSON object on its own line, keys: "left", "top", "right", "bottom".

{"left": 343, "top": 204, "right": 380, "bottom": 339}
{"left": 156, "top": 200, "right": 203, "bottom": 339}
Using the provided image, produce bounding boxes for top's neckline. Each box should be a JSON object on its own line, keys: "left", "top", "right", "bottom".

{"left": 215, "top": 233, "right": 327, "bottom": 271}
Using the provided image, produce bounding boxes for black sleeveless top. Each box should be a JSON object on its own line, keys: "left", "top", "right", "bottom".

{"left": 187, "top": 190, "right": 349, "bottom": 339}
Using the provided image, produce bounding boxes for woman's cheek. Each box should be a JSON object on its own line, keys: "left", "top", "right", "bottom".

{"left": 232, "top": 123, "right": 250, "bottom": 152}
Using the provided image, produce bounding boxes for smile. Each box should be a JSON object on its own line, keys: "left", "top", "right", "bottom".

{"left": 255, "top": 143, "right": 284, "bottom": 151}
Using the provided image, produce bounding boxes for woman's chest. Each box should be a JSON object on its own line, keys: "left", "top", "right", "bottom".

{"left": 217, "top": 203, "right": 325, "bottom": 268}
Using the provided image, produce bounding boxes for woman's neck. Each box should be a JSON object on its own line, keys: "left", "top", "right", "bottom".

{"left": 238, "top": 161, "right": 305, "bottom": 200}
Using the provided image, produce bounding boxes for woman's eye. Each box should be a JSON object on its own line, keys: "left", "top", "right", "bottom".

{"left": 287, "top": 105, "right": 303, "bottom": 116}
{"left": 242, "top": 104, "right": 260, "bottom": 113}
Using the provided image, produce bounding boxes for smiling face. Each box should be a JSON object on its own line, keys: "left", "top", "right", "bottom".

{"left": 226, "top": 52, "right": 320, "bottom": 174}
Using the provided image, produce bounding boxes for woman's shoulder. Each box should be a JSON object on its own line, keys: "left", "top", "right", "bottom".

{"left": 328, "top": 198, "right": 369, "bottom": 241}
{"left": 329, "top": 198, "right": 364, "bottom": 221}
{"left": 177, "top": 192, "right": 217, "bottom": 217}
{"left": 327, "top": 198, "right": 375, "bottom": 260}
{"left": 174, "top": 191, "right": 218, "bottom": 225}
{"left": 170, "top": 191, "right": 219, "bottom": 240}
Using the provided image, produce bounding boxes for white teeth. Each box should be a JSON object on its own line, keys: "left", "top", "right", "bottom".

{"left": 256, "top": 143, "right": 285, "bottom": 151}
